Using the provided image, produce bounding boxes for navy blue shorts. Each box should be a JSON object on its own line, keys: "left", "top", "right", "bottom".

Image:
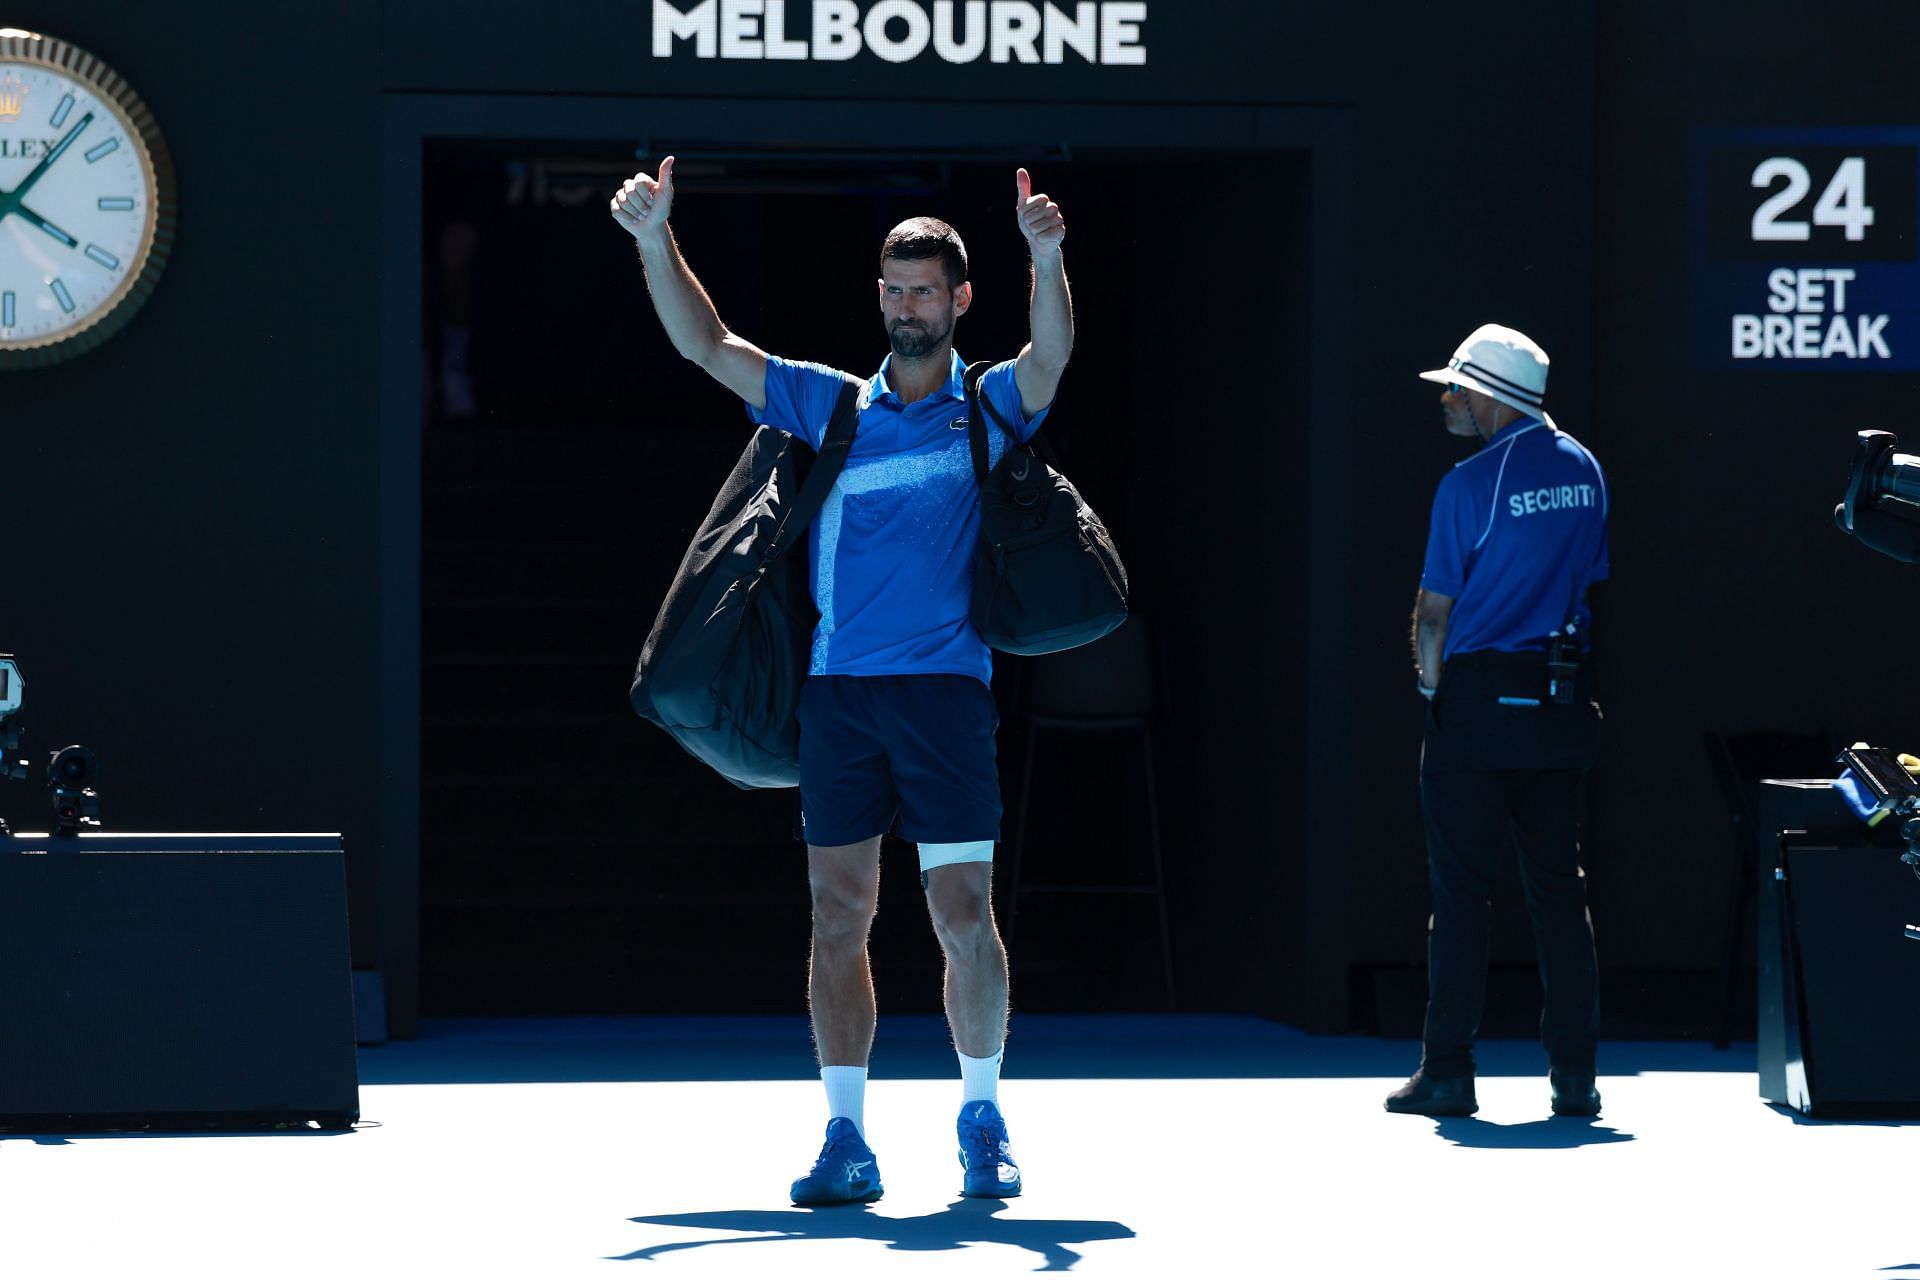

{"left": 797, "top": 674, "right": 1002, "bottom": 847}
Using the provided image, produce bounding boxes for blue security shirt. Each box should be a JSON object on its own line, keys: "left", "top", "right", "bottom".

{"left": 748, "top": 350, "right": 1047, "bottom": 683}
{"left": 1420, "top": 416, "right": 1609, "bottom": 659}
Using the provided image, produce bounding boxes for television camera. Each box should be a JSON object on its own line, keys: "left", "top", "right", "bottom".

{"left": 1835, "top": 429, "right": 1920, "bottom": 562}
{"left": 0, "top": 655, "right": 103, "bottom": 837}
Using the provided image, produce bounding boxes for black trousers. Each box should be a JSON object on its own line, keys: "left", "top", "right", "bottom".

{"left": 1418, "top": 650, "right": 1601, "bottom": 1079}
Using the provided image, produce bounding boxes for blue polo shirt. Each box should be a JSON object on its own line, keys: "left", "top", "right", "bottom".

{"left": 1420, "top": 416, "right": 1609, "bottom": 658}
{"left": 748, "top": 350, "right": 1047, "bottom": 682}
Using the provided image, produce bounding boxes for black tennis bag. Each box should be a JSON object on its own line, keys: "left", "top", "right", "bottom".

{"left": 962, "top": 362, "right": 1128, "bottom": 655}
{"left": 630, "top": 378, "right": 861, "bottom": 789}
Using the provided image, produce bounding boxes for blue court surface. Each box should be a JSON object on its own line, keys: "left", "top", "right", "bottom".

{"left": 0, "top": 1016, "right": 1911, "bottom": 1279}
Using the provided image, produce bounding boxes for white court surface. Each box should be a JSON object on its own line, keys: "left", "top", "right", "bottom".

{"left": 0, "top": 1021, "right": 1914, "bottom": 1280}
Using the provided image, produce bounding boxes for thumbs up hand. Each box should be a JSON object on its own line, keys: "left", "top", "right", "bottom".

{"left": 611, "top": 155, "right": 677, "bottom": 242}
{"left": 1015, "top": 167, "right": 1065, "bottom": 257}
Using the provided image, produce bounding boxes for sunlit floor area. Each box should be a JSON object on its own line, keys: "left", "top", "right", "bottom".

{"left": 0, "top": 1017, "right": 1912, "bottom": 1279}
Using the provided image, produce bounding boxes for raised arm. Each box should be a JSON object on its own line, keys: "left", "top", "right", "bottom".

{"left": 1011, "top": 167, "right": 1073, "bottom": 418}
{"left": 611, "top": 156, "right": 769, "bottom": 410}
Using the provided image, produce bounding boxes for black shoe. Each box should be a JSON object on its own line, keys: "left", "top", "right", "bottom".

{"left": 1384, "top": 1070, "right": 1478, "bottom": 1116}
{"left": 1550, "top": 1069, "right": 1601, "bottom": 1117}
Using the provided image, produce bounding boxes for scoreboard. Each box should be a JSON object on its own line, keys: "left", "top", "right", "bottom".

{"left": 1693, "top": 128, "right": 1918, "bottom": 370}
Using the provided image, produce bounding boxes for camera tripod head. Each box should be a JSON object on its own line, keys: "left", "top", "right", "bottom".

{"left": 1835, "top": 430, "right": 1920, "bottom": 563}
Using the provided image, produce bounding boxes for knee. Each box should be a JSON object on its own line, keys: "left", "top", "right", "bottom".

{"left": 810, "top": 879, "right": 877, "bottom": 946}
{"left": 928, "top": 883, "right": 995, "bottom": 954}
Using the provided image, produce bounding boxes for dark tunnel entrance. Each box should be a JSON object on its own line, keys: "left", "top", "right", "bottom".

{"left": 417, "top": 138, "right": 1313, "bottom": 1016}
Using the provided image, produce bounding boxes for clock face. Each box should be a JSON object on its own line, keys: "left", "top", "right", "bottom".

{"left": 0, "top": 30, "right": 173, "bottom": 368}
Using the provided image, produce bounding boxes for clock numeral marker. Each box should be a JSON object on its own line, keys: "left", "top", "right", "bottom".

{"left": 50, "top": 279, "right": 75, "bottom": 314}
{"left": 50, "top": 94, "right": 75, "bottom": 129}
{"left": 2, "top": 292, "right": 14, "bottom": 328}
{"left": 83, "top": 138, "right": 120, "bottom": 164}
{"left": 84, "top": 245, "right": 120, "bottom": 271}
{"left": 98, "top": 198, "right": 137, "bottom": 211}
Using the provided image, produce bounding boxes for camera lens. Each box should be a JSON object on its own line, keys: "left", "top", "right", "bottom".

{"left": 50, "top": 745, "right": 96, "bottom": 787}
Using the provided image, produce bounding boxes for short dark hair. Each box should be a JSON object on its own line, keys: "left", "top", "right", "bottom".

{"left": 880, "top": 217, "right": 968, "bottom": 290}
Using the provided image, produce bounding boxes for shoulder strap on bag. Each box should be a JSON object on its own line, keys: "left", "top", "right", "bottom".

{"left": 768, "top": 375, "right": 863, "bottom": 558}
{"left": 963, "top": 360, "right": 1059, "bottom": 487}
{"left": 963, "top": 360, "right": 995, "bottom": 487}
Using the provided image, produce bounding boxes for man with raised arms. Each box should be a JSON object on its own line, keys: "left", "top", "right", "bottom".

{"left": 611, "top": 156, "right": 1072, "bottom": 1203}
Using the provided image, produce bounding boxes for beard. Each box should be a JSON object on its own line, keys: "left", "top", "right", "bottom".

{"left": 888, "top": 315, "right": 952, "bottom": 358}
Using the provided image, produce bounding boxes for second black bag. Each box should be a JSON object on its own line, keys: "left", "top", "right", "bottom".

{"left": 963, "top": 361, "right": 1128, "bottom": 656}
{"left": 629, "top": 378, "right": 861, "bottom": 788}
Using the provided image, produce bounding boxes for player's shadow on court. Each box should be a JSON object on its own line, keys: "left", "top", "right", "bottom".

{"left": 1431, "top": 1116, "right": 1636, "bottom": 1149}
{"left": 614, "top": 1200, "right": 1133, "bottom": 1272}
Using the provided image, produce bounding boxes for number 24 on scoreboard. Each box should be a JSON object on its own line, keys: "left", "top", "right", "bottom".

{"left": 1750, "top": 155, "right": 1873, "bottom": 243}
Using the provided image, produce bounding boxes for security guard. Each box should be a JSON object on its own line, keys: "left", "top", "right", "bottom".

{"left": 1386, "top": 324, "right": 1609, "bottom": 1119}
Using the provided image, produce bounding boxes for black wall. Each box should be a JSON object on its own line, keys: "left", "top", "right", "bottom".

{"left": 0, "top": 4, "right": 388, "bottom": 976}
{"left": 10, "top": 1, "right": 1905, "bottom": 1038}
{"left": 1580, "top": 0, "right": 1920, "bottom": 1019}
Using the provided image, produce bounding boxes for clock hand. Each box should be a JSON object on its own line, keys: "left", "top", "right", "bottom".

{"left": 0, "top": 111, "right": 95, "bottom": 206}
{"left": 10, "top": 202, "right": 78, "bottom": 249}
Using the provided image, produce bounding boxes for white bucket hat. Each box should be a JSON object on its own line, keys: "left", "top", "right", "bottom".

{"left": 1418, "top": 323, "right": 1549, "bottom": 419}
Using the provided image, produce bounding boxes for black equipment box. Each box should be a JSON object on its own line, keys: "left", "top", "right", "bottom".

{"left": 0, "top": 833, "right": 360, "bottom": 1133}
{"left": 1756, "top": 781, "right": 1920, "bottom": 1117}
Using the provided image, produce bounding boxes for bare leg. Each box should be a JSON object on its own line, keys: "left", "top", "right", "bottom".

{"left": 807, "top": 838, "right": 883, "bottom": 1066}
{"left": 924, "top": 861, "right": 1009, "bottom": 1057}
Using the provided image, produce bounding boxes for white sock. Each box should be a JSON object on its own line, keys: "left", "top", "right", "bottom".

{"left": 958, "top": 1046, "right": 1003, "bottom": 1105}
{"left": 821, "top": 1066, "right": 868, "bottom": 1136}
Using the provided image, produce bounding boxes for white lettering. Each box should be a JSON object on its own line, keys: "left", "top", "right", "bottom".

{"left": 765, "top": 0, "right": 809, "bottom": 57}
{"left": 1793, "top": 313, "right": 1821, "bottom": 358}
{"left": 1763, "top": 314, "right": 1792, "bottom": 357}
{"left": 934, "top": 0, "right": 988, "bottom": 60}
{"left": 815, "top": 0, "right": 862, "bottom": 57}
{"left": 1828, "top": 267, "right": 1854, "bottom": 312}
{"left": 722, "top": 0, "right": 765, "bottom": 57}
{"left": 1043, "top": 2, "right": 1098, "bottom": 63}
{"left": 866, "top": 0, "right": 932, "bottom": 60}
{"left": 1795, "top": 267, "right": 1825, "bottom": 312}
{"left": 1735, "top": 307, "right": 1889, "bottom": 359}
{"left": 1101, "top": 0, "right": 1146, "bottom": 63}
{"left": 655, "top": 0, "right": 1147, "bottom": 62}
{"left": 1508, "top": 484, "right": 1598, "bottom": 518}
{"left": 991, "top": 1, "right": 1043, "bottom": 62}
{"left": 655, "top": 0, "right": 718, "bottom": 56}
{"left": 1859, "top": 313, "right": 1892, "bottom": 358}
{"left": 1820, "top": 313, "right": 1858, "bottom": 359}
{"left": 1766, "top": 268, "right": 1797, "bottom": 314}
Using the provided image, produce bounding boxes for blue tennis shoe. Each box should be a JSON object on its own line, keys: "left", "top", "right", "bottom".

{"left": 956, "top": 1100, "right": 1022, "bottom": 1198}
{"left": 790, "top": 1117, "right": 884, "bottom": 1206}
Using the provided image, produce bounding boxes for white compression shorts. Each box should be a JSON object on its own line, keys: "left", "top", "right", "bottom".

{"left": 917, "top": 840, "right": 994, "bottom": 873}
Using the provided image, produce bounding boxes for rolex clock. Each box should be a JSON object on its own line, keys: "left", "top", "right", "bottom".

{"left": 0, "top": 29, "right": 174, "bottom": 369}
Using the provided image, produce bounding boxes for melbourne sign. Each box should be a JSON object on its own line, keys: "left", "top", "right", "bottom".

{"left": 1693, "top": 128, "right": 1919, "bottom": 370}
{"left": 651, "top": 0, "right": 1149, "bottom": 64}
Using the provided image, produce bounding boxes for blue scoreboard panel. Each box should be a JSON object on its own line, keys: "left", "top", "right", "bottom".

{"left": 1693, "top": 128, "right": 1918, "bottom": 371}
